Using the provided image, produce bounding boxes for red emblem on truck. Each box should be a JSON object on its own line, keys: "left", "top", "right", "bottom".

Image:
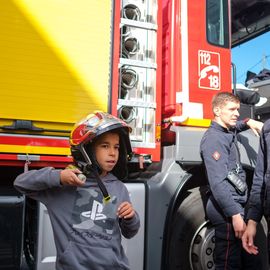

{"left": 198, "top": 50, "right": 220, "bottom": 90}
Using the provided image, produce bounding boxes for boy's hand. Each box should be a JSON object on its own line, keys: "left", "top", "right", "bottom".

{"left": 117, "top": 202, "right": 135, "bottom": 219}
{"left": 60, "top": 168, "right": 85, "bottom": 186}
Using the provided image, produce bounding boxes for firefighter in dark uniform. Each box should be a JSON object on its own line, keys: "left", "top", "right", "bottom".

{"left": 243, "top": 119, "right": 270, "bottom": 259}
{"left": 200, "top": 92, "right": 263, "bottom": 270}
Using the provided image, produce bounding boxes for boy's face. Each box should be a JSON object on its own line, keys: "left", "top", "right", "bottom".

{"left": 214, "top": 101, "right": 240, "bottom": 129}
{"left": 94, "top": 132, "right": 120, "bottom": 177}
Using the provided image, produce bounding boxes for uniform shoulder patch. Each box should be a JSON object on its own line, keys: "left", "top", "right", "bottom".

{"left": 212, "top": 151, "right": 220, "bottom": 161}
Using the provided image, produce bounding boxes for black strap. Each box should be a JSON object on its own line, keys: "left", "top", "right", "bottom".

{"left": 232, "top": 133, "right": 241, "bottom": 173}
{"left": 78, "top": 144, "right": 111, "bottom": 203}
{"left": 228, "top": 133, "right": 247, "bottom": 194}
{"left": 90, "top": 168, "right": 111, "bottom": 203}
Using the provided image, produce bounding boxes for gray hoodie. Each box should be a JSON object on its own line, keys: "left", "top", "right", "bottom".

{"left": 14, "top": 167, "right": 140, "bottom": 270}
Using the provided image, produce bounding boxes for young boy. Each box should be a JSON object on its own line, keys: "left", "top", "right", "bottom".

{"left": 14, "top": 112, "right": 140, "bottom": 270}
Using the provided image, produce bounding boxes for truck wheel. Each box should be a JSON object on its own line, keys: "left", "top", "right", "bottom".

{"left": 168, "top": 187, "right": 215, "bottom": 270}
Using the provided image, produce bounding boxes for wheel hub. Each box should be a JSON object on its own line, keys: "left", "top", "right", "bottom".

{"left": 189, "top": 221, "right": 215, "bottom": 270}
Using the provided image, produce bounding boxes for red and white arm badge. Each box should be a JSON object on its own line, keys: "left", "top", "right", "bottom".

{"left": 212, "top": 151, "right": 220, "bottom": 161}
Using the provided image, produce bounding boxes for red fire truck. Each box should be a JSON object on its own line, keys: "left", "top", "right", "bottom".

{"left": 1, "top": 0, "right": 270, "bottom": 270}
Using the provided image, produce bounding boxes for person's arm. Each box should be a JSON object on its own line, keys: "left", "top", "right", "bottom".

{"left": 201, "top": 135, "right": 243, "bottom": 217}
{"left": 14, "top": 167, "right": 61, "bottom": 193}
{"left": 242, "top": 219, "right": 259, "bottom": 255}
{"left": 14, "top": 167, "right": 84, "bottom": 199}
{"left": 118, "top": 202, "right": 140, "bottom": 239}
{"left": 235, "top": 118, "right": 263, "bottom": 136}
{"left": 242, "top": 125, "right": 268, "bottom": 254}
{"left": 246, "top": 119, "right": 264, "bottom": 136}
{"left": 246, "top": 125, "right": 267, "bottom": 222}
{"left": 117, "top": 185, "right": 140, "bottom": 239}
{"left": 14, "top": 167, "right": 62, "bottom": 202}
{"left": 232, "top": 213, "right": 246, "bottom": 239}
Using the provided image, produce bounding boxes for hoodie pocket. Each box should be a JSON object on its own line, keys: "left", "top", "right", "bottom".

{"left": 58, "top": 241, "right": 125, "bottom": 270}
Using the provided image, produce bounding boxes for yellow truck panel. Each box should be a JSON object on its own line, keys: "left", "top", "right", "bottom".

{"left": 0, "top": 0, "right": 113, "bottom": 133}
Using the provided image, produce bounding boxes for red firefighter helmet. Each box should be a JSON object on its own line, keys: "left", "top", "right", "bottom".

{"left": 70, "top": 111, "right": 132, "bottom": 179}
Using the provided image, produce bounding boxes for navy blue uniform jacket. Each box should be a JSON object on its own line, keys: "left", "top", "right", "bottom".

{"left": 200, "top": 121, "right": 249, "bottom": 218}
{"left": 247, "top": 119, "right": 270, "bottom": 222}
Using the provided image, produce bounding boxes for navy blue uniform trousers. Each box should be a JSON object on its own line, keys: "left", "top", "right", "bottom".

{"left": 207, "top": 197, "right": 261, "bottom": 270}
{"left": 214, "top": 223, "right": 261, "bottom": 270}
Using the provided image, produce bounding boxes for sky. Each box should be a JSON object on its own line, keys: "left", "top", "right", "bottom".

{"left": 232, "top": 31, "right": 270, "bottom": 85}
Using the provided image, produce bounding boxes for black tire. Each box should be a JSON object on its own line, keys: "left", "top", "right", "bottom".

{"left": 167, "top": 187, "right": 269, "bottom": 270}
{"left": 168, "top": 187, "right": 215, "bottom": 270}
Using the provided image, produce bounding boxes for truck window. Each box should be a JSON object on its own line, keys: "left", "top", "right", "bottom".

{"left": 206, "top": 0, "right": 229, "bottom": 48}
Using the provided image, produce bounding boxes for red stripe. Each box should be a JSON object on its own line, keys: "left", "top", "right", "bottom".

{"left": 224, "top": 223, "right": 231, "bottom": 270}
{"left": 0, "top": 154, "right": 72, "bottom": 162}
{"left": 39, "top": 156, "right": 73, "bottom": 162}
{"left": 0, "top": 160, "right": 71, "bottom": 168}
{"left": 0, "top": 135, "right": 70, "bottom": 148}
{"left": 0, "top": 154, "right": 19, "bottom": 160}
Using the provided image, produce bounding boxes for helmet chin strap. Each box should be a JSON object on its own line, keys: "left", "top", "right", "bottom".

{"left": 79, "top": 145, "right": 111, "bottom": 203}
